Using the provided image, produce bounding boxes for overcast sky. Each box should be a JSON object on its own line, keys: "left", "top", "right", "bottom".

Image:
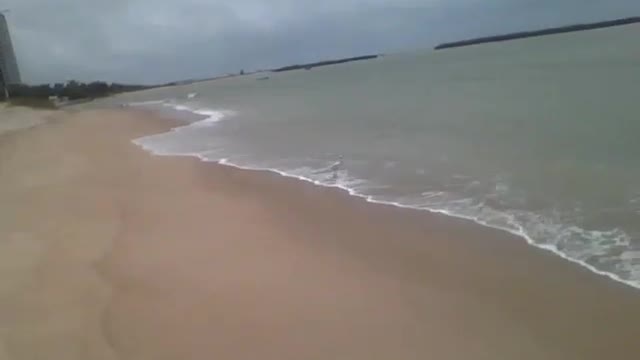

{"left": 3, "top": 0, "right": 640, "bottom": 84}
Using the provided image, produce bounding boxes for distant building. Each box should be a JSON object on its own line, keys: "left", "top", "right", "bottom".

{"left": 0, "top": 13, "right": 21, "bottom": 85}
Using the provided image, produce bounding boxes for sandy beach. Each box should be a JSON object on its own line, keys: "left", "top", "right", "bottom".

{"left": 0, "top": 107, "right": 638, "bottom": 360}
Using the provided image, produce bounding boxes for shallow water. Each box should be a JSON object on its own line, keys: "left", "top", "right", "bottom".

{"left": 110, "top": 24, "right": 640, "bottom": 289}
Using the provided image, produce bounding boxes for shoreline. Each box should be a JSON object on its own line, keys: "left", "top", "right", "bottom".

{"left": 183, "top": 155, "right": 640, "bottom": 292}
{"left": 1, "top": 108, "right": 639, "bottom": 359}
{"left": 133, "top": 107, "right": 640, "bottom": 292}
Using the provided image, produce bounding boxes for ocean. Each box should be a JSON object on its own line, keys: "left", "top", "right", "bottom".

{"left": 108, "top": 24, "right": 640, "bottom": 289}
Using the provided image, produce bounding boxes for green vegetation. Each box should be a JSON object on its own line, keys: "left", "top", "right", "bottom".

{"left": 0, "top": 81, "right": 152, "bottom": 104}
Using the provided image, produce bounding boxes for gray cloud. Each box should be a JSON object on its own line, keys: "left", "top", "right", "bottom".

{"left": 3, "top": 0, "right": 639, "bottom": 84}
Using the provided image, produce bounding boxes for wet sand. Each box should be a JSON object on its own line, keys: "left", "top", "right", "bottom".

{"left": 0, "top": 108, "right": 638, "bottom": 360}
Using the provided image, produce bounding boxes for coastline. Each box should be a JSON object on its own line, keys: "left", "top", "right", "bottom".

{"left": 133, "top": 103, "right": 640, "bottom": 292}
{"left": 434, "top": 16, "right": 640, "bottom": 49}
{"left": 170, "top": 149, "right": 640, "bottom": 292}
{"left": 1, "top": 108, "right": 638, "bottom": 359}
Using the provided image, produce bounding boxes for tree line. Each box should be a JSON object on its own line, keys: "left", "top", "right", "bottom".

{"left": 435, "top": 16, "right": 640, "bottom": 50}
{"left": 0, "top": 81, "right": 151, "bottom": 102}
{"left": 272, "top": 55, "right": 379, "bottom": 72}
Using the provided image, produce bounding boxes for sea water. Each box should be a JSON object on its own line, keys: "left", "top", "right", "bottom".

{"left": 109, "top": 25, "right": 640, "bottom": 289}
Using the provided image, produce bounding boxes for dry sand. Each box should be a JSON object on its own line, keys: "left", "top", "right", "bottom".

{"left": 0, "top": 108, "right": 638, "bottom": 360}
{"left": 0, "top": 104, "right": 57, "bottom": 135}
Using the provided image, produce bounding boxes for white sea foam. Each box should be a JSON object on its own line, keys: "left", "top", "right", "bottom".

{"left": 157, "top": 103, "right": 234, "bottom": 129}
{"left": 132, "top": 102, "right": 234, "bottom": 155}
{"left": 166, "top": 104, "right": 192, "bottom": 112}
{"left": 128, "top": 100, "right": 167, "bottom": 106}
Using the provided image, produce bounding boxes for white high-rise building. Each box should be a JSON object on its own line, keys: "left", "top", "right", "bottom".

{"left": 0, "top": 13, "right": 21, "bottom": 84}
